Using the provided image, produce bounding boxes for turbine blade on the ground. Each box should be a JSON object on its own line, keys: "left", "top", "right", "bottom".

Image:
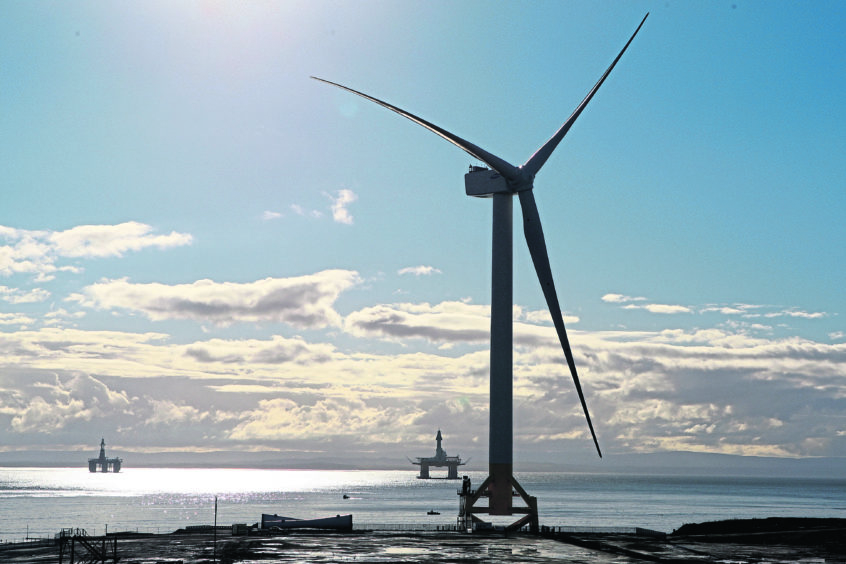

{"left": 518, "top": 189, "right": 602, "bottom": 457}
{"left": 312, "top": 77, "right": 521, "bottom": 182}
{"left": 522, "top": 13, "right": 648, "bottom": 178}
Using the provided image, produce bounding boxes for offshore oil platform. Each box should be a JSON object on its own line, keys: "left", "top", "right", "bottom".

{"left": 88, "top": 438, "right": 122, "bottom": 473}
{"left": 410, "top": 430, "right": 465, "bottom": 479}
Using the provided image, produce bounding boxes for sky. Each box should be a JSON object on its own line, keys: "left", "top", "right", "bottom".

{"left": 1, "top": 1, "right": 844, "bottom": 471}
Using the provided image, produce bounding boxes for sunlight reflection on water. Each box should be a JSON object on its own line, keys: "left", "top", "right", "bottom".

{"left": 2, "top": 468, "right": 846, "bottom": 542}
{"left": 1, "top": 467, "right": 415, "bottom": 497}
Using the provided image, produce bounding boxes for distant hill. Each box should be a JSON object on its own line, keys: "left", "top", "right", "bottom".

{"left": 522, "top": 451, "right": 846, "bottom": 478}
{"left": 1, "top": 449, "right": 844, "bottom": 478}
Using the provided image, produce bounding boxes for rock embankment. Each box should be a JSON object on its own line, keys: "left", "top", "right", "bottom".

{"left": 672, "top": 516, "right": 846, "bottom": 546}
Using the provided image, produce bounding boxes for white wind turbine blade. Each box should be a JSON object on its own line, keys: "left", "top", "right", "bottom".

{"left": 312, "top": 77, "right": 522, "bottom": 182}
{"left": 518, "top": 189, "right": 602, "bottom": 457}
{"left": 522, "top": 13, "right": 648, "bottom": 178}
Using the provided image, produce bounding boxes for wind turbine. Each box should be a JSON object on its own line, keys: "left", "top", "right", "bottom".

{"left": 314, "top": 14, "right": 647, "bottom": 530}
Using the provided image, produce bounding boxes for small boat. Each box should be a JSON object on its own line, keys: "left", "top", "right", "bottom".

{"left": 427, "top": 509, "right": 440, "bottom": 515}
{"left": 342, "top": 494, "right": 349, "bottom": 499}
{"left": 261, "top": 513, "right": 353, "bottom": 531}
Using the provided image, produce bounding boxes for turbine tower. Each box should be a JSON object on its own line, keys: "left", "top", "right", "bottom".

{"left": 314, "top": 14, "right": 647, "bottom": 530}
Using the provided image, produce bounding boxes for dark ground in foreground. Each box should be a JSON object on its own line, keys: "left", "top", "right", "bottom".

{"left": 1, "top": 518, "right": 844, "bottom": 563}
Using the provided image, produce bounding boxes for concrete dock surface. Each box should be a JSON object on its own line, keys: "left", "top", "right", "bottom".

{"left": 2, "top": 518, "right": 844, "bottom": 563}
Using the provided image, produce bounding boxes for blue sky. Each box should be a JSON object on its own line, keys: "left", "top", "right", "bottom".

{"left": 1, "top": 1, "right": 844, "bottom": 469}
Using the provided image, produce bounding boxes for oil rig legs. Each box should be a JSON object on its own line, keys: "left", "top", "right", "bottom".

{"left": 412, "top": 430, "right": 465, "bottom": 479}
{"left": 458, "top": 473, "right": 539, "bottom": 533}
{"left": 88, "top": 438, "right": 122, "bottom": 473}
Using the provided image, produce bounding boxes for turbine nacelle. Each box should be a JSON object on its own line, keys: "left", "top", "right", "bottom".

{"left": 465, "top": 166, "right": 533, "bottom": 198}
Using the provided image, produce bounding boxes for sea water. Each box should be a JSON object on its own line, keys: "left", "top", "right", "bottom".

{"left": 1, "top": 468, "right": 845, "bottom": 542}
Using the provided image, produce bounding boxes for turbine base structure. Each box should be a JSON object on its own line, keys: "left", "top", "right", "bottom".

{"left": 458, "top": 472, "right": 539, "bottom": 533}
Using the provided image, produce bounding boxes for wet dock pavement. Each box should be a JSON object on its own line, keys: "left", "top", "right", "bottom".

{"left": 2, "top": 525, "right": 845, "bottom": 564}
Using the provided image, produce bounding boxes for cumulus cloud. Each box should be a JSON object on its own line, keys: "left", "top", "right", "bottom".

{"left": 0, "top": 286, "right": 50, "bottom": 304}
{"left": 262, "top": 210, "right": 282, "bottom": 220}
{"left": 623, "top": 303, "right": 693, "bottom": 314}
{"left": 602, "top": 293, "right": 646, "bottom": 303}
{"left": 700, "top": 305, "right": 748, "bottom": 315}
{"left": 146, "top": 399, "right": 207, "bottom": 426}
{"left": 0, "top": 312, "right": 35, "bottom": 326}
{"left": 328, "top": 189, "right": 357, "bottom": 225}
{"left": 398, "top": 265, "right": 442, "bottom": 276}
{"left": 43, "top": 308, "right": 86, "bottom": 327}
{"left": 0, "top": 328, "right": 486, "bottom": 454}
{"left": 71, "top": 270, "right": 361, "bottom": 328}
{"left": 765, "top": 309, "right": 827, "bottom": 319}
{"left": 0, "top": 262, "right": 843, "bottom": 462}
{"left": 608, "top": 296, "right": 830, "bottom": 324}
{"left": 185, "top": 335, "right": 336, "bottom": 366}
{"left": 9, "top": 396, "right": 86, "bottom": 432}
{"left": 0, "top": 222, "right": 192, "bottom": 279}
{"left": 229, "top": 396, "right": 414, "bottom": 441}
{"left": 604, "top": 293, "right": 694, "bottom": 314}
{"left": 1, "top": 315, "right": 844, "bottom": 459}
{"left": 7, "top": 373, "right": 131, "bottom": 433}
{"left": 559, "top": 329, "right": 846, "bottom": 457}
{"left": 522, "top": 308, "right": 579, "bottom": 326}
{"left": 343, "top": 300, "right": 582, "bottom": 349}
{"left": 48, "top": 222, "right": 192, "bottom": 258}
{"left": 344, "top": 301, "right": 491, "bottom": 344}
